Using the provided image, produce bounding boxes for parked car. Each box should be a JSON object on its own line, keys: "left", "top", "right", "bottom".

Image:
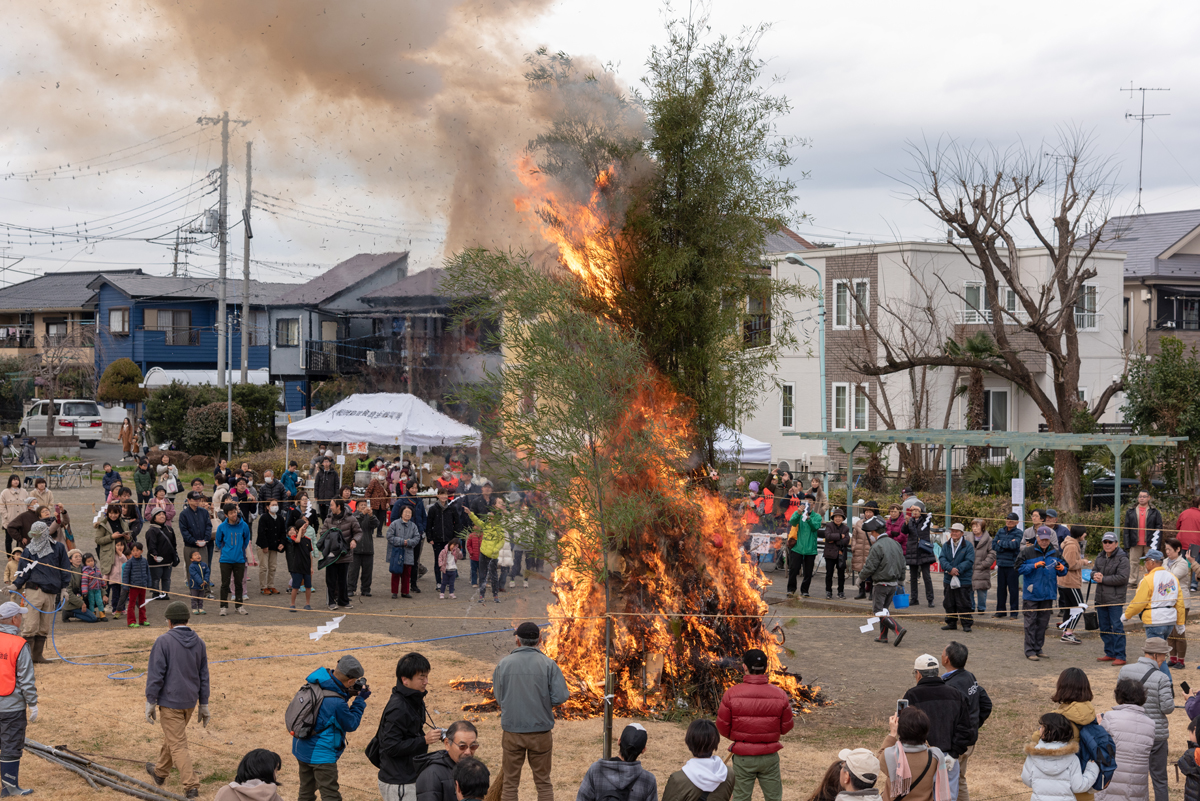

{"left": 1084, "top": 470, "right": 1166, "bottom": 509}
{"left": 19, "top": 399, "right": 103, "bottom": 447}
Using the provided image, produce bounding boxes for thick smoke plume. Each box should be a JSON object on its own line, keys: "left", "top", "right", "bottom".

{"left": 2, "top": 0, "right": 642, "bottom": 257}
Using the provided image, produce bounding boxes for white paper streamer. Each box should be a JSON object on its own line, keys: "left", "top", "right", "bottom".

{"left": 310, "top": 615, "right": 346, "bottom": 641}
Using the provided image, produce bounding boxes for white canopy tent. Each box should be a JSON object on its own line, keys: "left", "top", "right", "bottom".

{"left": 286, "top": 392, "right": 479, "bottom": 450}
{"left": 715, "top": 426, "right": 772, "bottom": 465}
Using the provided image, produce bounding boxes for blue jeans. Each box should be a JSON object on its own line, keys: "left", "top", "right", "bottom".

{"left": 471, "top": 559, "right": 479, "bottom": 585}
{"left": 1097, "top": 605, "right": 1125, "bottom": 660}
{"left": 1146, "top": 624, "right": 1173, "bottom": 678}
{"left": 973, "top": 589, "right": 987, "bottom": 613}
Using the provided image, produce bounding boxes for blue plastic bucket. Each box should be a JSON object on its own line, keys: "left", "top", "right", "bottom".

{"left": 893, "top": 592, "right": 910, "bottom": 609}
{"left": 1082, "top": 568, "right": 1092, "bottom": 583}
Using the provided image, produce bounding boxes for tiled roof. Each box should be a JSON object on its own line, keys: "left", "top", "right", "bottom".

{"left": 0, "top": 268, "right": 143, "bottom": 311}
{"left": 362, "top": 268, "right": 449, "bottom": 300}
{"left": 764, "top": 226, "right": 816, "bottom": 254}
{"left": 276, "top": 252, "right": 408, "bottom": 305}
{"left": 1105, "top": 210, "right": 1200, "bottom": 279}
{"left": 87, "top": 274, "right": 297, "bottom": 305}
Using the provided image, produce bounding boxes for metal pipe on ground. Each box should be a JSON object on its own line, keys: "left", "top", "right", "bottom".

{"left": 25, "top": 740, "right": 188, "bottom": 801}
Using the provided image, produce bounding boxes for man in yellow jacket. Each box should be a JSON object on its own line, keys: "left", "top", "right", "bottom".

{"left": 1122, "top": 549, "right": 1186, "bottom": 643}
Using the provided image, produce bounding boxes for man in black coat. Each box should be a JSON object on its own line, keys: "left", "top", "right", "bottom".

{"left": 1122, "top": 490, "right": 1164, "bottom": 587}
{"left": 348, "top": 509, "right": 376, "bottom": 598}
{"left": 903, "top": 653, "right": 972, "bottom": 800}
{"left": 414, "top": 721, "right": 479, "bottom": 801}
{"left": 426, "top": 489, "right": 460, "bottom": 594}
{"left": 940, "top": 642, "right": 992, "bottom": 801}
{"left": 376, "top": 652, "right": 441, "bottom": 801}
{"left": 313, "top": 457, "right": 341, "bottom": 520}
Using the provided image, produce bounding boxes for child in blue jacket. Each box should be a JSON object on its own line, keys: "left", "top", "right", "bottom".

{"left": 186, "top": 550, "right": 210, "bottom": 615}
{"left": 1017, "top": 526, "right": 1067, "bottom": 661}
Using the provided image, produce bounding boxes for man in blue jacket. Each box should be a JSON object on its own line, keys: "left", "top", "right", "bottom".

{"left": 1017, "top": 527, "right": 1067, "bottom": 661}
{"left": 292, "top": 654, "right": 369, "bottom": 801}
{"left": 214, "top": 505, "right": 251, "bottom": 617}
{"left": 991, "top": 513, "right": 1023, "bottom": 619}
{"left": 939, "top": 523, "right": 975, "bottom": 633}
{"left": 178, "top": 492, "right": 213, "bottom": 568}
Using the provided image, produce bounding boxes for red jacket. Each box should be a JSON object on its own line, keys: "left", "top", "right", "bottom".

{"left": 715, "top": 673, "right": 794, "bottom": 755}
{"left": 1177, "top": 507, "right": 1200, "bottom": 549}
{"left": 466, "top": 532, "right": 481, "bottom": 561}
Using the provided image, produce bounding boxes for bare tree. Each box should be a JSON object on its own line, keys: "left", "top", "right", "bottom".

{"left": 24, "top": 327, "right": 97, "bottom": 435}
{"left": 848, "top": 132, "right": 1120, "bottom": 511}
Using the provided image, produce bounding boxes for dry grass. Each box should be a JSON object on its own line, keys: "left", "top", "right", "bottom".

{"left": 24, "top": 626, "right": 1198, "bottom": 801}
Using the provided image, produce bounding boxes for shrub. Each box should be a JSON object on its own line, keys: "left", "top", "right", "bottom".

{"left": 185, "top": 454, "right": 216, "bottom": 473}
{"left": 146, "top": 380, "right": 279, "bottom": 452}
{"left": 146, "top": 447, "right": 192, "bottom": 469}
{"left": 145, "top": 381, "right": 195, "bottom": 444}
{"left": 232, "top": 384, "right": 281, "bottom": 452}
{"left": 97, "top": 358, "right": 148, "bottom": 404}
{"left": 184, "top": 402, "right": 248, "bottom": 456}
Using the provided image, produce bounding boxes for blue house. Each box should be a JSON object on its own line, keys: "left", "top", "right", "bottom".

{"left": 89, "top": 274, "right": 294, "bottom": 383}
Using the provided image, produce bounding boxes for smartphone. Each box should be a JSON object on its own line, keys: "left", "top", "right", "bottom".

{"left": 896, "top": 699, "right": 909, "bottom": 716}
{"left": 1183, "top": 682, "right": 1192, "bottom": 695}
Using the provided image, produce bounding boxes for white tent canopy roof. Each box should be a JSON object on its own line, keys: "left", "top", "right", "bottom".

{"left": 143, "top": 367, "right": 271, "bottom": 388}
{"left": 286, "top": 392, "right": 479, "bottom": 448}
{"left": 715, "top": 426, "right": 772, "bottom": 464}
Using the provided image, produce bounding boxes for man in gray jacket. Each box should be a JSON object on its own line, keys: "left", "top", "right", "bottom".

{"left": 1117, "top": 637, "right": 1174, "bottom": 801}
{"left": 1093, "top": 532, "right": 1131, "bottom": 665}
{"left": 0, "top": 601, "right": 38, "bottom": 796}
{"left": 859, "top": 531, "right": 907, "bottom": 646}
{"left": 144, "top": 601, "right": 211, "bottom": 800}
{"left": 492, "top": 622, "right": 570, "bottom": 801}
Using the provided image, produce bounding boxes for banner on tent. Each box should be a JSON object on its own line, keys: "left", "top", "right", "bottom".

{"left": 347, "top": 442, "right": 369, "bottom": 454}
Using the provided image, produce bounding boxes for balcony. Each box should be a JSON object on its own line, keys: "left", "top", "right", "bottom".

{"left": 956, "top": 308, "right": 1031, "bottom": 325}
{"left": 136, "top": 325, "right": 202, "bottom": 347}
{"left": 1074, "top": 311, "right": 1101, "bottom": 331}
{"left": 304, "top": 338, "right": 401, "bottom": 375}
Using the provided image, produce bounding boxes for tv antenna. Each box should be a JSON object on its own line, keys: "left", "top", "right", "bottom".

{"left": 1122, "top": 82, "right": 1170, "bottom": 214}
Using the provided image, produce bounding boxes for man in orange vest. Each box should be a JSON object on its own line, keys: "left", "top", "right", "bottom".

{"left": 0, "top": 600, "right": 38, "bottom": 796}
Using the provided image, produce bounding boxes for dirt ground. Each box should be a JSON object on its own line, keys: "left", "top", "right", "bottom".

{"left": 22, "top": 486, "right": 1200, "bottom": 799}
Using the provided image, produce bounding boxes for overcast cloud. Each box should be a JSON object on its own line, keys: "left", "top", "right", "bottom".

{"left": 0, "top": 0, "right": 1196, "bottom": 283}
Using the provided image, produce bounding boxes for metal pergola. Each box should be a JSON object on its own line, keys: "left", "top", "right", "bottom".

{"left": 783, "top": 429, "right": 1188, "bottom": 533}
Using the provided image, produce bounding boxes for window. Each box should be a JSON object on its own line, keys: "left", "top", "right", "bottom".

{"left": 853, "top": 385, "right": 868, "bottom": 430}
{"left": 780, "top": 383, "right": 794, "bottom": 429}
{"left": 1075, "top": 284, "right": 1098, "bottom": 330}
{"left": 1002, "top": 287, "right": 1018, "bottom": 315}
{"left": 146, "top": 309, "right": 194, "bottom": 346}
{"left": 44, "top": 319, "right": 67, "bottom": 346}
{"left": 1123, "top": 297, "right": 1130, "bottom": 333}
{"left": 745, "top": 295, "right": 771, "bottom": 346}
{"left": 276, "top": 318, "right": 300, "bottom": 347}
{"left": 1183, "top": 299, "right": 1200, "bottom": 332}
{"left": 983, "top": 389, "right": 1009, "bottom": 458}
{"left": 1077, "top": 387, "right": 1088, "bottom": 404}
{"left": 833, "top": 383, "right": 849, "bottom": 431}
{"left": 109, "top": 307, "right": 129, "bottom": 335}
{"left": 249, "top": 310, "right": 269, "bottom": 346}
{"left": 964, "top": 283, "right": 986, "bottom": 323}
{"left": 833, "top": 280, "right": 869, "bottom": 329}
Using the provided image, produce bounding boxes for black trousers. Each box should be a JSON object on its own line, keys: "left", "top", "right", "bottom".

{"left": 995, "top": 566, "right": 1020, "bottom": 613}
{"left": 219, "top": 562, "right": 245, "bottom": 609}
{"left": 1023, "top": 599, "right": 1054, "bottom": 657}
{"left": 871, "top": 585, "right": 900, "bottom": 634}
{"left": 346, "top": 553, "right": 373, "bottom": 595}
{"left": 943, "top": 585, "right": 973, "bottom": 628}
{"left": 373, "top": 509, "right": 387, "bottom": 533}
{"left": 825, "top": 559, "right": 846, "bottom": 594}
{"left": 326, "top": 562, "right": 350, "bottom": 607}
{"left": 909, "top": 564, "right": 934, "bottom": 605}
{"left": 429, "top": 539, "right": 446, "bottom": 587}
{"left": 786, "top": 552, "right": 816, "bottom": 595}
{"left": 0, "top": 709, "right": 27, "bottom": 761}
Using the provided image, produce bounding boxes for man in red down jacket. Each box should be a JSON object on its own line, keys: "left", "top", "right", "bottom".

{"left": 716, "top": 648, "right": 794, "bottom": 801}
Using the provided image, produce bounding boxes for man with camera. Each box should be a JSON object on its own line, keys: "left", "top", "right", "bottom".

{"left": 292, "top": 655, "right": 370, "bottom": 801}
{"left": 375, "top": 651, "right": 440, "bottom": 801}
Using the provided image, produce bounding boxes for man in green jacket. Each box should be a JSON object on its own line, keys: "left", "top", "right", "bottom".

{"left": 786, "top": 494, "right": 822, "bottom": 598}
{"left": 859, "top": 532, "right": 908, "bottom": 646}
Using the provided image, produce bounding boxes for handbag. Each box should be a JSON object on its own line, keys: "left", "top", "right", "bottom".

{"left": 1082, "top": 580, "right": 1099, "bottom": 631}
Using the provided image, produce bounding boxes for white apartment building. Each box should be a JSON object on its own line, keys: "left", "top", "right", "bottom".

{"left": 742, "top": 239, "right": 1127, "bottom": 474}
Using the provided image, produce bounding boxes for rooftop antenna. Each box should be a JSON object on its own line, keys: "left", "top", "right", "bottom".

{"left": 1122, "top": 82, "right": 1170, "bottom": 214}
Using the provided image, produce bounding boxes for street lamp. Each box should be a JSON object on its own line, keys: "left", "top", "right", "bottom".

{"left": 783, "top": 252, "right": 827, "bottom": 471}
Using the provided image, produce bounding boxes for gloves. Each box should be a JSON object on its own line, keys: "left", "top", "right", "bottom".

{"left": 943, "top": 755, "right": 957, "bottom": 772}
{"left": 1033, "top": 561, "right": 1046, "bottom": 568}
{"left": 198, "top": 704, "right": 210, "bottom": 728}
{"left": 145, "top": 701, "right": 157, "bottom": 724}
{"left": 358, "top": 686, "right": 372, "bottom": 701}
{"left": 1178, "top": 624, "right": 1187, "bottom": 635}
{"left": 27, "top": 705, "right": 37, "bottom": 723}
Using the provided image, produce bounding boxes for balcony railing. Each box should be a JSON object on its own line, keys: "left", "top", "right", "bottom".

{"left": 1074, "top": 311, "right": 1101, "bottom": 331}
{"left": 956, "top": 308, "right": 1031, "bottom": 325}
{"left": 744, "top": 314, "right": 771, "bottom": 347}
{"left": 137, "top": 325, "right": 202, "bottom": 346}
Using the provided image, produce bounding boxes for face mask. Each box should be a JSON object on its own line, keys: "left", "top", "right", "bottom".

{"left": 269, "top": 506, "right": 279, "bottom": 515}
{"left": 265, "top": 477, "right": 273, "bottom": 484}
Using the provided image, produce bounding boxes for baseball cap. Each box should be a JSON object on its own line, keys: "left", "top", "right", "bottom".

{"left": 515, "top": 622, "right": 541, "bottom": 640}
{"left": 1045, "top": 508, "right": 1059, "bottom": 519}
{"left": 838, "top": 748, "right": 881, "bottom": 783}
{"left": 0, "top": 601, "right": 27, "bottom": 619}
{"left": 1102, "top": 532, "right": 1118, "bottom": 543}
{"left": 914, "top": 653, "right": 939, "bottom": 671}
{"left": 1142, "top": 549, "right": 1165, "bottom": 562}
{"left": 619, "top": 723, "right": 648, "bottom": 755}
{"left": 743, "top": 649, "right": 768, "bottom": 670}
{"left": 902, "top": 487, "right": 914, "bottom": 495}
{"left": 336, "top": 655, "right": 364, "bottom": 680}
{"left": 1036, "top": 526, "right": 1054, "bottom": 540}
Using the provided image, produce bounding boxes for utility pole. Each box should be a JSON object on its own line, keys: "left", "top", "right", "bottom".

{"left": 241, "top": 140, "right": 253, "bottom": 386}
{"left": 172, "top": 232, "right": 181, "bottom": 278}
{"left": 198, "top": 112, "right": 250, "bottom": 388}
{"left": 1121, "top": 83, "right": 1170, "bottom": 214}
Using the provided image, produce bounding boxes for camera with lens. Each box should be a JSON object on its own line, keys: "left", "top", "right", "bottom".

{"left": 349, "top": 678, "right": 369, "bottom": 696}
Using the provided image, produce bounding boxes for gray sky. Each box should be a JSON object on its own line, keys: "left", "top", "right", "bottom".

{"left": 0, "top": 0, "right": 1197, "bottom": 284}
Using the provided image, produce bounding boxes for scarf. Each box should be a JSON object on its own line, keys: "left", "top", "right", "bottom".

{"left": 885, "top": 744, "right": 951, "bottom": 801}
{"left": 26, "top": 523, "right": 53, "bottom": 559}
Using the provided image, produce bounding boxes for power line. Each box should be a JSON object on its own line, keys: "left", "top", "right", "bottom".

{"left": 0, "top": 125, "right": 206, "bottom": 182}
{"left": 253, "top": 190, "right": 443, "bottom": 231}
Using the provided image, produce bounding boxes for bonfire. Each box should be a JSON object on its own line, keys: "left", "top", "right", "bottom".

{"left": 454, "top": 161, "right": 825, "bottom": 720}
